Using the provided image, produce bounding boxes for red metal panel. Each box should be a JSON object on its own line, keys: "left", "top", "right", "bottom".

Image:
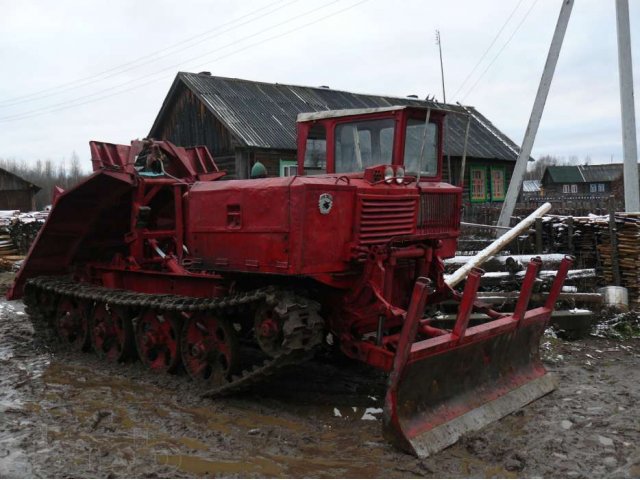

{"left": 186, "top": 178, "right": 292, "bottom": 272}
{"left": 8, "top": 170, "right": 135, "bottom": 299}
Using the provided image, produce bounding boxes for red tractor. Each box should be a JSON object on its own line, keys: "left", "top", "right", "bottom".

{"left": 9, "top": 105, "right": 571, "bottom": 456}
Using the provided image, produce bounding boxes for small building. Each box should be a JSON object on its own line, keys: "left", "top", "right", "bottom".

{"left": 538, "top": 164, "right": 635, "bottom": 214}
{"left": 149, "top": 72, "right": 529, "bottom": 222}
{"left": 519, "top": 179, "right": 542, "bottom": 200}
{"left": 541, "top": 165, "right": 623, "bottom": 196}
{"left": 523, "top": 179, "right": 542, "bottom": 195}
{"left": 0, "top": 168, "right": 40, "bottom": 211}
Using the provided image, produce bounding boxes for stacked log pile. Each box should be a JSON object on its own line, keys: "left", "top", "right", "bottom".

{"left": 0, "top": 209, "right": 49, "bottom": 271}
{"left": 610, "top": 214, "right": 640, "bottom": 306}
{"left": 8, "top": 212, "right": 48, "bottom": 255}
{"left": 571, "top": 217, "right": 599, "bottom": 269}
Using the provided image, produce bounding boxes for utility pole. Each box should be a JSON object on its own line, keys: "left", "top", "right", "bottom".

{"left": 496, "top": 0, "right": 574, "bottom": 230}
{"left": 436, "top": 30, "right": 446, "bottom": 103}
{"left": 615, "top": 0, "right": 639, "bottom": 212}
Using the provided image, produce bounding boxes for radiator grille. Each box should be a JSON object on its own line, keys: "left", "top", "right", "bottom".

{"left": 357, "top": 195, "right": 417, "bottom": 245}
{"left": 418, "top": 192, "right": 461, "bottom": 234}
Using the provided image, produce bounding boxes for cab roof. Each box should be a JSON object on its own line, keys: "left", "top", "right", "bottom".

{"left": 297, "top": 106, "right": 441, "bottom": 123}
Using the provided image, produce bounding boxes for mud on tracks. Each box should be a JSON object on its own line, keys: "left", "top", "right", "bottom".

{"left": 0, "top": 298, "right": 639, "bottom": 478}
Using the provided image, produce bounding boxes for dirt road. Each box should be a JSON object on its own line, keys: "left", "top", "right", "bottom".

{"left": 1, "top": 297, "right": 639, "bottom": 478}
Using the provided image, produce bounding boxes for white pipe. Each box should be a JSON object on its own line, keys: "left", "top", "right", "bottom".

{"left": 445, "top": 202, "right": 552, "bottom": 288}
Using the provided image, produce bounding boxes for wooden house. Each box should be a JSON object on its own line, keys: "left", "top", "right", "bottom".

{"left": 0, "top": 168, "right": 40, "bottom": 211}
{"left": 149, "top": 72, "right": 528, "bottom": 222}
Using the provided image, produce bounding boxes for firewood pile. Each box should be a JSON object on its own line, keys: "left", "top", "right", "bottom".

{"left": 571, "top": 217, "right": 599, "bottom": 269}
{"left": 0, "top": 209, "right": 49, "bottom": 271}
{"left": 597, "top": 213, "right": 640, "bottom": 307}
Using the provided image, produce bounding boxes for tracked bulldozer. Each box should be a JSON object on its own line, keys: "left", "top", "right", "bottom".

{"left": 9, "top": 105, "right": 571, "bottom": 456}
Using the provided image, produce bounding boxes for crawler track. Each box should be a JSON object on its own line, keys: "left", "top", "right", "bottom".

{"left": 23, "top": 276, "right": 325, "bottom": 397}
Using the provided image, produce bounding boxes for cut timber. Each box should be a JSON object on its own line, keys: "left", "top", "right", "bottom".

{"left": 480, "top": 269, "right": 595, "bottom": 282}
{"left": 475, "top": 291, "right": 603, "bottom": 305}
{"left": 446, "top": 203, "right": 552, "bottom": 288}
{"left": 445, "top": 253, "right": 567, "bottom": 270}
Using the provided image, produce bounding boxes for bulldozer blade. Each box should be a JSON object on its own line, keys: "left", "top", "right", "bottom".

{"left": 383, "top": 257, "right": 573, "bottom": 457}
{"left": 383, "top": 315, "right": 556, "bottom": 457}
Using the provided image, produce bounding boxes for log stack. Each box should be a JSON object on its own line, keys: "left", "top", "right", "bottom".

{"left": 0, "top": 210, "right": 48, "bottom": 271}
{"left": 613, "top": 214, "right": 640, "bottom": 307}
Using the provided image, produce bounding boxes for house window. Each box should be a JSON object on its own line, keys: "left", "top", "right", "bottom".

{"left": 598, "top": 183, "right": 605, "bottom": 192}
{"left": 490, "top": 166, "right": 505, "bottom": 201}
{"left": 563, "top": 185, "right": 570, "bottom": 194}
{"left": 279, "top": 160, "right": 298, "bottom": 177}
{"left": 590, "top": 184, "right": 597, "bottom": 193}
{"left": 571, "top": 184, "right": 578, "bottom": 194}
{"left": 470, "top": 166, "right": 487, "bottom": 202}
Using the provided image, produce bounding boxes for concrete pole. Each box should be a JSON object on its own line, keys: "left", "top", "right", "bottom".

{"left": 496, "top": 0, "right": 574, "bottom": 230}
{"left": 615, "top": 0, "right": 639, "bottom": 212}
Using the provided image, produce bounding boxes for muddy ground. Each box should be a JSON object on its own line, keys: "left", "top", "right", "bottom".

{"left": 1, "top": 289, "right": 639, "bottom": 478}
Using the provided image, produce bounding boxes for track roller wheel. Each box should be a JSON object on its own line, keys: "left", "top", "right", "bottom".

{"left": 181, "top": 313, "right": 239, "bottom": 384}
{"left": 90, "top": 302, "right": 134, "bottom": 362}
{"left": 135, "top": 310, "right": 182, "bottom": 373}
{"left": 55, "top": 296, "right": 90, "bottom": 351}
{"left": 254, "top": 303, "right": 284, "bottom": 357}
{"left": 36, "top": 289, "right": 59, "bottom": 324}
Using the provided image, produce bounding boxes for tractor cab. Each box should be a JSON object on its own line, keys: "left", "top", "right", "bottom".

{"left": 296, "top": 106, "right": 444, "bottom": 184}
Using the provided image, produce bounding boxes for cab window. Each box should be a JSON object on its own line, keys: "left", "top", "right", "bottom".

{"left": 335, "top": 119, "right": 394, "bottom": 173}
{"left": 404, "top": 118, "right": 438, "bottom": 177}
{"left": 304, "top": 123, "right": 327, "bottom": 174}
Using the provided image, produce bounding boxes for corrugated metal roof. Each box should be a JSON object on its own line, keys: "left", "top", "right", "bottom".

{"left": 578, "top": 164, "right": 623, "bottom": 182}
{"left": 545, "top": 164, "right": 625, "bottom": 184}
{"left": 545, "top": 166, "right": 584, "bottom": 183}
{"left": 522, "top": 180, "right": 541, "bottom": 192}
{"left": 150, "top": 72, "right": 527, "bottom": 161}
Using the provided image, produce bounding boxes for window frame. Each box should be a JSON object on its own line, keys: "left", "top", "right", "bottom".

{"left": 279, "top": 159, "right": 298, "bottom": 177}
{"left": 489, "top": 165, "right": 506, "bottom": 202}
{"left": 333, "top": 118, "right": 396, "bottom": 174}
{"left": 470, "top": 165, "right": 487, "bottom": 203}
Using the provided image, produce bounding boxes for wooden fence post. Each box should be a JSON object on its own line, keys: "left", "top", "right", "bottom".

{"left": 535, "top": 217, "right": 543, "bottom": 254}
{"left": 609, "top": 196, "right": 622, "bottom": 286}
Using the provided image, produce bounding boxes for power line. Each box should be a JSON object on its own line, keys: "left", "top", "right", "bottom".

{"left": 0, "top": 0, "right": 344, "bottom": 122}
{"left": 0, "top": 0, "right": 297, "bottom": 107}
{"left": 451, "top": 0, "right": 526, "bottom": 100}
{"left": 0, "top": 0, "right": 371, "bottom": 124}
{"left": 461, "top": 0, "right": 540, "bottom": 102}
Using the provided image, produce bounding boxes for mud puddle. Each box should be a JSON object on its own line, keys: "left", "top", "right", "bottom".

{"left": 1, "top": 298, "right": 640, "bottom": 478}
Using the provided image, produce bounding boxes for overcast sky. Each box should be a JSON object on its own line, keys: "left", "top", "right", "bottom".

{"left": 0, "top": 0, "right": 638, "bottom": 171}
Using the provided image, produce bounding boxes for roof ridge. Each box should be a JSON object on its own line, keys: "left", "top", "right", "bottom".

{"left": 178, "top": 71, "right": 450, "bottom": 109}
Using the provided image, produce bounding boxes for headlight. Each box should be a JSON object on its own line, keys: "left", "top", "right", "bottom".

{"left": 395, "top": 167, "right": 405, "bottom": 184}
{"left": 384, "top": 166, "right": 394, "bottom": 183}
